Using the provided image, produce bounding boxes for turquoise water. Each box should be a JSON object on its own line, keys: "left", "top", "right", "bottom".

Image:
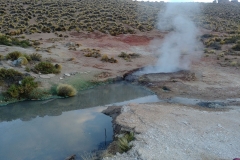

{"left": 0, "top": 82, "right": 157, "bottom": 160}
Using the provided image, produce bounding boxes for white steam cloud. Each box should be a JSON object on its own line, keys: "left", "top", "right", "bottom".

{"left": 137, "top": 3, "right": 203, "bottom": 75}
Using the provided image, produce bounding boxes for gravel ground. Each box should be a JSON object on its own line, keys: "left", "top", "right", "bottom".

{"left": 104, "top": 103, "right": 240, "bottom": 160}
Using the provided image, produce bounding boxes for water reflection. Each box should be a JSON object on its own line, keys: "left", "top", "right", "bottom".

{"left": 0, "top": 107, "right": 112, "bottom": 160}
{"left": 0, "top": 82, "right": 156, "bottom": 160}
{"left": 0, "top": 82, "right": 153, "bottom": 122}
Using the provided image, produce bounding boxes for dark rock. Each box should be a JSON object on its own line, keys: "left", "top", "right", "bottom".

{"left": 197, "top": 102, "right": 226, "bottom": 109}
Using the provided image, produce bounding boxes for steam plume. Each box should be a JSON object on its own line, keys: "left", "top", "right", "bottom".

{"left": 137, "top": 3, "right": 203, "bottom": 75}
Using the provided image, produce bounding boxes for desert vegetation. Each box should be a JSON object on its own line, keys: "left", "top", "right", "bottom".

{"left": 117, "top": 132, "right": 135, "bottom": 153}
{"left": 118, "top": 52, "right": 140, "bottom": 61}
{"left": 101, "top": 54, "right": 118, "bottom": 63}
{"left": 0, "top": 68, "right": 38, "bottom": 100}
{"left": 0, "top": 0, "right": 160, "bottom": 36}
{"left": 201, "top": 33, "right": 240, "bottom": 67}
{"left": 56, "top": 83, "right": 77, "bottom": 97}
{"left": 0, "top": 34, "right": 31, "bottom": 47}
{"left": 0, "top": 0, "right": 239, "bottom": 36}
{"left": 81, "top": 48, "right": 101, "bottom": 58}
{"left": 33, "top": 61, "right": 61, "bottom": 74}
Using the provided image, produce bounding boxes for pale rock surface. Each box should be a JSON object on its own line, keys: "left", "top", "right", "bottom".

{"left": 104, "top": 103, "right": 240, "bottom": 160}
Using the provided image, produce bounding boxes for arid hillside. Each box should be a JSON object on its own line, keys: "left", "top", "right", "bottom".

{"left": 0, "top": 0, "right": 240, "bottom": 36}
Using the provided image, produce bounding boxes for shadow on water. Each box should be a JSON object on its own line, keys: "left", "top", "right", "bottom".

{"left": 0, "top": 82, "right": 158, "bottom": 160}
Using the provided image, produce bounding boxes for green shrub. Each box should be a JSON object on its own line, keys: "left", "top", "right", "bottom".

{"left": 5, "top": 76, "right": 38, "bottom": 99}
{"left": 0, "top": 54, "right": 4, "bottom": 60}
{"left": 125, "top": 132, "right": 135, "bottom": 142}
{"left": 117, "top": 132, "right": 135, "bottom": 153}
{"left": 0, "top": 34, "right": 31, "bottom": 47}
{"left": 6, "top": 84, "right": 19, "bottom": 99}
{"left": 230, "top": 61, "right": 237, "bottom": 66}
{"left": 25, "top": 67, "right": 30, "bottom": 72}
{"left": 232, "top": 41, "right": 240, "bottom": 51}
{"left": 34, "top": 61, "right": 61, "bottom": 74}
{"left": 28, "top": 88, "right": 49, "bottom": 100}
{"left": 11, "top": 38, "right": 31, "bottom": 48}
{"left": 0, "top": 35, "right": 12, "bottom": 46}
{"left": 23, "top": 54, "right": 32, "bottom": 61}
{"left": 30, "top": 53, "right": 42, "bottom": 61}
{"left": 6, "top": 51, "right": 22, "bottom": 60}
{"left": 20, "top": 76, "right": 38, "bottom": 94}
{"left": 56, "top": 84, "right": 77, "bottom": 97}
{"left": 224, "top": 35, "right": 240, "bottom": 44}
{"left": 0, "top": 68, "right": 23, "bottom": 85}
{"left": 118, "top": 137, "right": 130, "bottom": 153}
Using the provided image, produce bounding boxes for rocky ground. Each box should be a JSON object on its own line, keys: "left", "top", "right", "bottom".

{"left": 101, "top": 34, "right": 240, "bottom": 159}
{"left": 103, "top": 103, "right": 240, "bottom": 160}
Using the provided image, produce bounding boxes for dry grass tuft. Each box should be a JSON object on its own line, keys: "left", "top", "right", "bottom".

{"left": 56, "top": 84, "right": 77, "bottom": 97}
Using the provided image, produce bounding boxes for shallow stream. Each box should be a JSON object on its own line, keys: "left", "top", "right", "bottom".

{"left": 0, "top": 82, "right": 159, "bottom": 160}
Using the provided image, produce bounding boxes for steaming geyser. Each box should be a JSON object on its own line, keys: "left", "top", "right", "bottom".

{"left": 136, "top": 3, "right": 203, "bottom": 75}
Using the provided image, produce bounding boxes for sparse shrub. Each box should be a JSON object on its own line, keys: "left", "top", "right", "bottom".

{"left": 56, "top": 84, "right": 77, "bottom": 97}
{"left": 218, "top": 52, "right": 225, "bottom": 57}
{"left": 34, "top": 61, "right": 61, "bottom": 74}
{"left": 118, "top": 132, "right": 135, "bottom": 153}
{"left": 118, "top": 52, "right": 130, "bottom": 59}
{"left": 18, "top": 56, "right": 28, "bottom": 65}
{"left": 108, "top": 57, "right": 118, "bottom": 63}
{"left": 0, "top": 68, "right": 23, "bottom": 85}
{"left": 118, "top": 52, "right": 140, "bottom": 61}
{"left": 209, "top": 50, "right": 215, "bottom": 54}
{"left": 230, "top": 61, "right": 237, "bottom": 67}
{"left": 5, "top": 76, "right": 38, "bottom": 99}
{"left": 101, "top": 54, "right": 109, "bottom": 62}
{"left": 25, "top": 67, "right": 30, "bottom": 72}
{"left": 54, "top": 64, "right": 62, "bottom": 70}
{"left": 33, "top": 41, "right": 41, "bottom": 46}
{"left": 82, "top": 48, "right": 101, "bottom": 58}
{"left": 0, "top": 54, "right": 4, "bottom": 60}
{"left": 207, "top": 42, "right": 221, "bottom": 50}
{"left": 0, "top": 34, "right": 12, "bottom": 46}
{"left": 28, "top": 88, "right": 49, "bottom": 100}
{"left": 29, "top": 53, "right": 42, "bottom": 61}
{"left": 232, "top": 42, "right": 240, "bottom": 51}
{"left": 204, "top": 49, "right": 208, "bottom": 53}
{"left": 23, "top": 54, "right": 32, "bottom": 61}
{"left": 224, "top": 35, "right": 240, "bottom": 44}
{"left": 214, "top": 37, "right": 221, "bottom": 42}
{"left": 11, "top": 38, "right": 31, "bottom": 48}
{"left": 201, "top": 34, "right": 213, "bottom": 39}
{"left": 6, "top": 51, "right": 22, "bottom": 60}
{"left": 129, "top": 53, "right": 140, "bottom": 59}
{"left": 220, "top": 40, "right": 225, "bottom": 45}
{"left": 0, "top": 34, "right": 31, "bottom": 48}
{"left": 6, "top": 84, "right": 19, "bottom": 99}
{"left": 118, "top": 137, "right": 129, "bottom": 153}
{"left": 19, "top": 76, "right": 38, "bottom": 98}
{"left": 101, "top": 54, "right": 117, "bottom": 63}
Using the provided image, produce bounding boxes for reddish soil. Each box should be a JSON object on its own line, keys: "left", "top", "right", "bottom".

{"left": 117, "top": 34, "right": 153, "bottom": 46}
